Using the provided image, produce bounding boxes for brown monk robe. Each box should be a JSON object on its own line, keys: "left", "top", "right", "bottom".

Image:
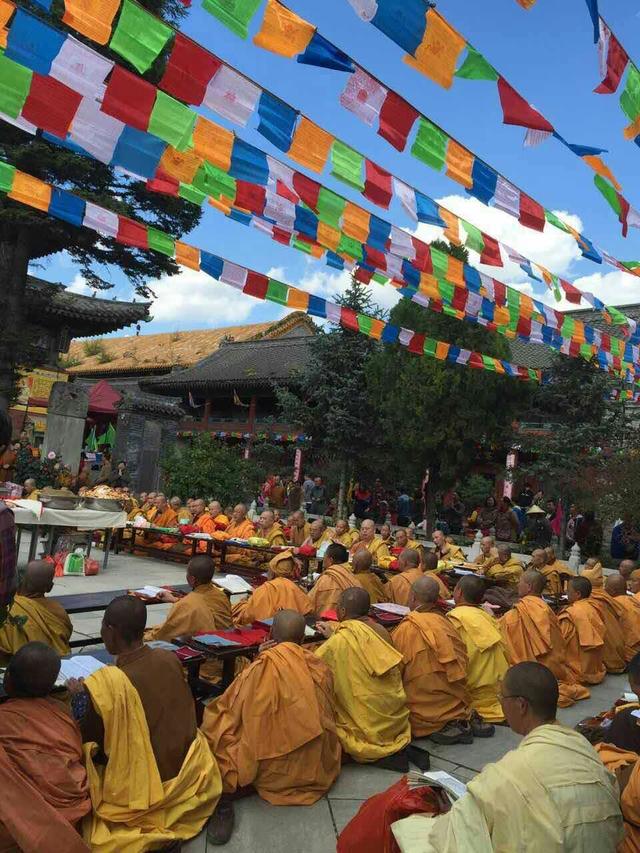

{"left": 558, "top": 576, "right": 606, "bottom": 686}
{"left": 77, "top": 596, "right": 198, "bottom": 784}
{"left": 232, "top": 551, "right": 312, "bottom": 624}
{"left": 500, "top": 569, "right": 590, "bottom": 707}
{"left": 605, "top": 574, "right": 640, "bottom": 663}
{"left": 582, "top": 559, "right": 627, "bottom": 673}
{"left": 386, "top": 549, "right": 424, "bottom": 607}
{"left": 0, "top": 643, "right": 91, "bottom": 853}
{"left": 287, "top": 510, "right": 310, "bottom": 547}
{"left": 540, "top": 546, "right": 574, "bottom": 596}
{"left": 391, "top": 576, "right": 473, "bottom": 741}
{"left": 0, "top": 560, "right": 72, "bottom": 660}
{"left": 308, "top": 543, "right": 363, "bottom": 615}
{"left": 481, "top": 544, "right": 523, "bottom": 588}
{"left": 351, "top": 549, "right": 387, "bottom": 605}
{"left": 300, "top": 518, "right": 335, "bottom": 552}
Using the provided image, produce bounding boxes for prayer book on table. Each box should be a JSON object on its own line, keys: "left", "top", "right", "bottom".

{"left": 408, "top": 770, "right": 467, "bottom": 803}
{"left": 213, "top": 575, "right": 253, "bottom": 594}
{"left": 193, "top": 634, "right": 242, "bottom": 647}
{"left": 133, "top": 585, "right": 166, "bottom": 599}
{"left": 372, "top": 603, "right": 410, "bottom": 616}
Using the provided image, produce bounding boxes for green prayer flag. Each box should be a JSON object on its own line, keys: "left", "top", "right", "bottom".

{"left": 411, "top": 118, "right": 447, "bottom": 172}
{"left": 148, "top": 227, "right": 175, "bottom": 256}
{"left": 337, "top": 233, "right": 363, "bottom": 261}
{"left": 561, "top": 316, "right": 575, "bottom": 337}
{"left": 0, "top": 55, "right": 32, "bottom": 119}
{"left": 438, "top": 280, "right": 455, "bottom": 305}
{"left": 507, "top": 304, "right": 519, "bottom": 330}
{"left": 316, "top": 187, "right": 346, "bottom": 228}
{"left": 201, "top": 0, "right": 262, "bottom": 38}
{"left": 109, "top": 0, "right": 172, "bottom": 74}
{"left": 179, "top": 182, "right": 207, "bottom": 205}
{"left": 607, "top": 306, "right": 628, "bottom": 326}
{"left": 292, "top": 235, "right": 313, "bottom": 255}
{"left": 105, "top": 423, "right": 117, "bottom": 446}
{"left": 461, "top": 220, "right": 485, "bottom": 254}
{"left": 455, "top": 45, "right": 498, "bottom": 81}
{"left": 430, "top": 248, "right": 448, "bottom": 280}
{"left": 357, "top": 314, "right": 372, "bottom": 336}
{"left": 544, "top": 209, "right": 571, "bottom": 233}
{"left": 621, "top": 261, "right": 640, "bottom": 271}
{"left": 593, "top": 174, "right": 621, "bottom": 216}
{"left": 372, "top": 272, "right": 387, "bottom": 284}
{"left": 85, "top": 426, "right": 97, "bottom": 452}
{"left": 148, "top": 91, "right": 196, "bottom": 151}
{"left": 620, "top": 64, "right": 640, "bottom": 122}
{"left": 527, "top": 369, "right": 538, "bottom": 381}
{"left": 193, "top": 162, "right": 235, "bottom": 198}
{"left": 481, "top": 355, "right": 497, "bottom": 371}
{"left": 266, "top": 279, "right": 288, "bottom": 305}
{"left": 0, "top": 161, "right": 16, "bottom": 193}
{"left": 330, "top": 141, "right": 365, "bottom": 191}
{"left": 442, "top": 305, "right": 459, "bottom": 319}
{"left": 423, "top": 338, "right": 437, "bottom": 357}
{"left": 609, "top": 336, "right": 622, "bottom": 356}
{"left": 579, "top": 343, "right": 593, "bottom": 359}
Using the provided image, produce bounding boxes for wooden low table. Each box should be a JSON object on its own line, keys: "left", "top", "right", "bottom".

{"left": 218, "top": 539, "right": 312, "bottom": 576}
{"left": 115, "top": 526, "right": 216, "bottom": 562}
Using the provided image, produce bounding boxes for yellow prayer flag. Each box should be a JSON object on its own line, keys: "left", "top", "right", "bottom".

{"left": 253, "top": 0, "right": 315, "bottom": 59}
{"left": 9, "top": 172, "right": 51, "bottom": 212}
{"left": 317, "top": 221, "right": 341, "bottom": 252}
{"left": 287, "top": 288, "right": 310, "bottom": 310}
{"left": 343, "top": 203, "right": 370, "bottom": 243}
{"left": 582, "top": 155, "right": 622, "bottom": 191}
{"left": 494, "top": 360, "right": 506, "bottom": 374}
{"left": 435, "top": 341, "right": 450, "bottom": 360}
{"left": 404, "top": 9, "right": 466, "bottom": 90}
{"left": 519, "top": 294, "right": 535, "bottom": 318}
{"left": 193, "top": 117, "right": 233, "bottom": 172}
{"left": 445, "top": 140, "right": 474, "bottom": 189}
{"left": 288, "top": 117, "right": 333, "bottom": 174}
{"left": 175, "top": 241, "right": 200, "bottom": 271}
{"left": 418, "top": 274, "right": 439, "bottom": 300}
{"left": 446, "top": 256, "right": 465, "bottom": 287}
{"left": 159, "top": 147, "right": 202, "bottom": 183}
{"left": 62, "top": 0, "right": 120, "bottom": 45}
{"left": 438, "top": 208, "right": 461, "bottom": 244}
{"left": 307, "top": 242, "right": 323, "bottom": 259}
{"left": 0, "top": 30, "right": 7, "bottom": 48}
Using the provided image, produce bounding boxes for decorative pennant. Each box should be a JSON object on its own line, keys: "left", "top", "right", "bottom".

{"left": 62, "top": 0, "right": 121, "bottom": 45}
{"left": 256, "top": 91, "right": 298, "bottom": 151}
{"left": 109, "top": 0, "right": 172, "bottom": 74}
{"left": 497, "top": 76, "right": 554, "bottom": 132}
{"left": 340, "top": 67, "right": 387, "bottom": 126}
{"left": 455, "top": 44, "right": 498, "bottom": 81}
{"left": 201, "top": 0, "right": 262, "bottom": 39}
{"left": 203, "top": 64, "right": 260, "bottom": 126}
{"left": 159, "top": 33, "right": 221, "bottom": 105}
{"left": 253, "top": 0, "right": 315, "bottom": 58}
{"left": 101, "top": 65, "right": 155, "bottom": 130}
{"left": 287, "top": 116, "right": 333, "bottom": 173}
{"left": 297, "top": 31, "right": 354, "bottom": 72}
{"left": 594, "top": 20, "right": 628, "bottom": 94}
{"left": 330, "top": 140, "right": 364, "bottom": 190}
{"left": 404, "top": 8, "right": 466, "bottom": 90}
{"left": 378, "top": 90, "right": 417, "bottom": 151}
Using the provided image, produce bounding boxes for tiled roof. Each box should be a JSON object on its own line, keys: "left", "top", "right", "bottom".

{"left": 117, "top": 391, "right": 185, "bottom": 417}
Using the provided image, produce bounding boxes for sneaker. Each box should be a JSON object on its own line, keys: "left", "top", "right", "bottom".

{"left": 470, "top": 711, "right": 495, "bottom": 739}
{"left": 207, "top": 799, "right": 235, "bottom": 846}
{"left": 407, "top": 744, "right": 431, "bottom": 771}
{"left": 430, "top": 721, "right": 472, "bottom": 745}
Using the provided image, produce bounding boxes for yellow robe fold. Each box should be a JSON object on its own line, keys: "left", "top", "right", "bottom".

{"left": 434, "top": 543, "right": 465, "bottom": 568}
{"left": 387, "top": 568, "right": 424, "bottom": 607}
{"left": 446, "top": 605, "right": 508, "bottom": 723}
{"left": 224, "top": 517, "right": 258, "bottom": 565}
{"left": 473, "top": 548, "right": 498, "bottom": 569}
{"left": 589, "top": 590, "right": 627, "bottom": 673}
{"left": 0, "top": 594, "right": 72, "bottom": 657}
{"left": 335, "top": 529, "right": 359, "bottom": 548}
{"left": 540, "top": 560, "right": 574, "bottom": 596}
{"left": 484, "top": 557, "right": 523, "bottom": 587}
{"left": 352, "top": 537, "right": 393, "bottom": 569}
{"left": 353, "top": 569, "right": 388, "bottom": 605}
{"left": 289, "top": 522, "right": 310, "bottom": 547}
{"left": 82, "top": 667, "right": 221, "bottom": 853}
{"left": 147, "top": 507, "right": 179, "bottom": 550}
{"left": 232, "top": 577, "right": 312, "bottom": 624}
{"left": 315, "top": 619, "right": 410, "bottom": 762}
{"left": 558, "top": 599, "right": 605, "bottom": 685}
{"left": 308, "top": 564, "right": 362, "bottom": 614}
{"left": 596, "top": 743, "right": 640, "bottom": 852}
{"left": 616, "top": 595, "right": 640, "bottom": 663}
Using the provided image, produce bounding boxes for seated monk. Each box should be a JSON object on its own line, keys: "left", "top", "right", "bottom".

{"left": 392, "top": 576, "right": 479, "bottom": 747}
{"left": 287, "top": 510, "right": 310, "bottom": 547}
{"left": 254, "top": 510, "right": 287, "bottom": 561}
{"left": 620, "top": 559, "right": 638, "bottom": 585}
{"left": 480, "top": 544, "right": 523, "bottom": 587}
{"left": 392, "top": 662, "right": 623, "bottom": 851}
{"left": 130, "top": 491, "right": 156, "bottom": 522}
{"left": 188, "top": 498, "right": 218, "bottom": 553}
{"left": 316, "top": 588, "right": 411, "bottom": 770}
{"left": 224, "top": 503, "right": 257, "bottom": 564}
{"left": 203, "top": 610, "right": 342, "bottom": 844}
{"left": 394, "top": 528, "right": 424, "bottom": 565}
{"left": 473, "top": 536, "right": 499, "bottom": 571}
{"left": 605, "top": 574, "right": 640, "bottom": 663}
{"left": 422, "top": 552, "right": 453, "bottom": 599}
{"left": 300, "top": 518, "right": 334, "bottom": 552}
{"left": 447, "top": 576, "right": 509, "bottom": 724}
{"left": 595, "top": 744, "right": 640, "bottom": 853}
{"left": 0, "top": 560, "right": 72, "bottom": 660}
{"left": 386, "top": 549, "right": 424, "bottom": 607}
{"left": 630, "top": 569, "right": 640, "bottom": 602}
{"left": 500, "top": 570, "right": 590, "bottom": 707}
{"left": 540, "top": 546, "right": 574, "bottom": 596}
{"left": 71, "top": 597, "right": 221, "bottom": 851}
{"left": 143, "top": 494, "right": 179, "bottom": 551}
{"left": 351, "top": 549, "right": 387, "bottom": 605}
{"left": 432, "top": 529, "right": 465, "bottom": 567}
{"left": 232, "top": 551, "right": 312, "bottom": 624}
{"left": 0, "top": 643, "right": 91, "bottom": 853}
{"left": 208, "top": 500, "right": 229, "bottom": 530}
{"left": 170, "top": 496, "right": 191, "bottom": 525}
{"left": 332, "top": 518, "right": 358, "bottom": 549}
{"left": 380, "top": 523, "right": 394, "bottom": 547}
{"left": 596, "top": 652, "right": 640, "bottom": 754}
{"left": 308, "top": 543, "right": 362, "bottom": 615}
{"left": 350, "top": 519, "right": 393, "bottom": 568}
{"left": 582, "top": 559, "right": 627, "bottom": 674}
{"left": 558, "top": 577, "right": 606, "bottom": 686}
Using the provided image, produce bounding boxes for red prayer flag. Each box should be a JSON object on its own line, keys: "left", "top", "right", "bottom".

{"left": 497, "top": 76, "right": 554, "bottom": 133}
{"left": 408, "top": 333, "right": 425, "bottom": 354}
{"left": 273, "top": 225, "right": 291, "bottom": 245}
{"left": 292, "top": 172, "right": 321, "bottom": 210}
{"left": 378, "top": 91, "right": 419, "bottom": 152}
{"left": 617, "top": 191, "right": 630, "bottom": 238}
{"left": 560, "top": 279, "right": 582, "bottom": 304}
{"left": 412, "top": 238, "right": 432, "bottom": 273}
{"left": 117, "top": 216, "right": 149, "bottom": 249}
{"left": 363, "top": 160, "right": 393, "bottom": 209}
{"left": 102, "top": 66, "right": 155, "bottom": 131}
{"left": 569, "top": 339, "right": 581, "bottom": 358}
{"left": 22, "top": 73, "right": 82, "bottom": 139}
{"left": 340, "top": 307, "right": 359, "bottom": 331}
{"left": 595, "top": 32, "right": 628, "bottom": 94}
{"left": 516, "top": 315, "right": 532, "bottom": 337}
{"left": 234, "top": 180, "right": 266, "bottom": 215}
{"left": 479, "top": 234, "right": 502, "bottom": 267}
{"left": 469, "top": 352, "right": 484, "bottom": 370}
{"left": 518, "top": 193, "right": 545, "bottom": 232}
{"left": 277, "top": 179, "right": 299, "bottom": 204}
{"left": 160, "top": 33, "right": 222, "bottom": 105}
{"left": 354, "top": 266, "right": 375, "bottom": 284}
{"left": 452, "top": 287, "right": 467, "bottom": 312}
{"left": 243, "top": 271, "right": 269, "bottom": 299}
{"left": 147, "top": 171, "right": 180, "bottom": 196}
{"left": 493, "top": 280, "right": 507, "bottom": 305}
{"left": 364, "top": 245, "right": 387, "bottom": 271}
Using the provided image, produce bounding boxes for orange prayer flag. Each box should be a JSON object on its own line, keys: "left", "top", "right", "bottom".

{"left": 62, "top": 0, "right": 120, "bottom": 45}
{"left": 582, "top": 155, "right": 622, "bottom": 191}
{"left": 368, "top": 318, "right": 385, "bottom": 340}
{"left": 159, "top": 147, "right": 202, "bottom": 183}
{"left": 342, "top": 203, "right": 370, "bottom": 243}
{"left": 193, "top": 117, "right": 233, "bottom": 172}
{"left": 444, "top": 139, "right": 474, "bottom": 189}
{"left": 494, "top": 360, "right": 506, "bottom": 374}
{"left": 493, "top": 305, "right": 510, "bottom": 326}
{"left": 9, "top": 171, "right": 51, "bottom": 212}
{"left": 519, "top": 294, "right": 534, "bottom": 318}
{"left": 287, "top": 288, "right": 309, "bottom": 310}
{"left": 438, "top": 208, "right": 461, "bottom": 244}
{"left": 317, "top": 221, "right": 341, "bottom": 252}
{"left": 419, "top": 274, "right": 440, "bottom": 300}
{"left": 0, "top": 0, "right": 14, "bottom": 29}
{"left": 209, "top": 197, "right": 231, "bottom": 215}
{"left": 287, "top": 117, "right": 333, "bottom": 174}
{"left": 175, "top": 241, "right": 200, "bottom": 270}
{"left": 0, "top": 30, "right": 7, "bottom": 48}
{"left": 306, "top": 242, "right": 324, "bottom": 259}
{"left": 435, "top": 341, "right": 450, "bottom": 360}
{"left": 623, "top": 115, "right": 640, "bottom": 141}
{"left": 446, "top": 255, "right": 465, "bottom": 287}
{"left": 404, "top": 9, "right": 466, "bottom": 90}
{"left": 253, "top": 0, "right": 315, "bottom": 58}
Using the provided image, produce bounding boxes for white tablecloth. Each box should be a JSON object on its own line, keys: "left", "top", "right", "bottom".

{"left": 11, "top": 506, "right": 127, "bottom": 530}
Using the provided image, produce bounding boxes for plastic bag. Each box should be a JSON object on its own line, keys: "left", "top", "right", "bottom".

{"left": 84, "top": 558, "right": 100, "bottom": 576}
{"left": 63, "top": 551, "right": 85, "bottom": 576}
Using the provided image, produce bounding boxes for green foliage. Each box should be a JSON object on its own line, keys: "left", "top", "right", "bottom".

{"left": 14, "top": 448, "right": 70, "bottom": 488}
{"left": 457, "top": 474, "right": 494, "bottom": 509}
{"left": 83, "top": 340, "right": 107, "bottom": 357}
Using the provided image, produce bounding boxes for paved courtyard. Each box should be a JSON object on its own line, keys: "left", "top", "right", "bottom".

{"left": 19, "top": 541, "right": 630, "bottom": 852}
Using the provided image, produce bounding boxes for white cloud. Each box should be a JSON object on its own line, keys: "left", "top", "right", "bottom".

{"left": 65, "top": 273, "right": 93, "bottom": 295}
{"left": 148, "top": 267, "right": 258, "bottom": 327}
{"left": 566, "top": 270, "right": 640, "bottom": 309}
{"left": 286, "top": 266, "right": 401, "bottom": 317}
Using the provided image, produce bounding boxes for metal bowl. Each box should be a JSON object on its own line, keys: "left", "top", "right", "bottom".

{"left": 82, "top": 497, "right": 123, "bottom": 511}
{"left": 40, "top": 495, "right": 82, "bottom": 510}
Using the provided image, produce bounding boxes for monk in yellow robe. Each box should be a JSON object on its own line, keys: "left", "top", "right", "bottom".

{"left": 605, "top": 573, "right": 640, "bottom": 663}
{"left": 203, "top": 611, "right": 341, "bottom": 843}
{"left": 0, "top": 643, "right": 91, "bottom": 853}
{"left": 223, "top": 503, "right": 257, "bottom": 565}
{"left": 447, "top": 575, "right": 509, "bottom": 723}
{"left": 432, "top": 529, "right": 465, "bottom": 567}
{"left": 539, "top": 546, "right": 573, "bottom": 596}
{"left": 480, "top": 544, "right": 523, "bottom": 587}
{"left": 500, "top": 569, "right": 590, "bottom": 707}
{"left": 308, "top": 543, "right": 363, "bottom": 614}
{"left": 582, "top": 559, "right": 627, "bottom": 674}
{"left": 473, "top": 536, "right": 499, "bottom": 571}
{"left": 392, "top": 575, "right": 475, "bottom": 744}
{"left": 332, "top": 518, "right": 358, "bottom": 549}
{"left": 420, "top": 552, "right": 453, "bottom": 599}
{"left": 558, "top": 576, "right": 606, "bottom": 686}
{"left": 351, "top": 549, "right": 387, "bottom": 604}
{"left": 232, "top": 551, "right": 312, "bottom": 624}
{"left": 300, "top": 518, "right": 334, "bottom": 551}
{"left": 170, "top": 496, "right": 191, "bottom": 524}
{"left": 316, "top": 587, "right": 411, "bottom": 769}
{"left": 595, "top": 743, "right": 640, "bottom": 852}
{"left": 287, "top": 510, "right": 310, "bottom": 547}
{"left": 387, "top": 549, "right": 424, "bottom": 607}
{"left": 0, "top": 560, "right": 72, "bottom": 660}
{"left": 351, "top": 519, "right": 394, "bottom": 568}
{"left": 394, "top": 528, "right": 425, "bottom": 565}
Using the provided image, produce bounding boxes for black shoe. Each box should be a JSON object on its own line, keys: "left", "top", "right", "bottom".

{"left": 374, "top": 747, "right": 410, "bottom": 772}
{"left": 407, "top": 744, "right": 431, "bottom": 771}
{"left": 470, "top": 711, "right": 495, "bottom": 739}
{"left": 207, "top": 799, "right": 235, "bottom": 846}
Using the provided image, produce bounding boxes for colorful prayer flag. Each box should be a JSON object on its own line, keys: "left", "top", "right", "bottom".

{"left": 253, "top": 0, "right": 315, "bottom": 58}
{"left": 148, "top": 91, "right": 196, "bottom": 151}
{"left": 203, "top": 65, "right": 260, "bottom": 126}
{"left": 256, "top": 92, "right": 298, "bottom": 152}
{"left": 287, "top": 117, "right": 333, "bottom": 173}
{"left": 411, "top": 117, "right": 447, "bottom": 171}
{"left": 62, "top": 0, "right": 120, "bottom": 46}
{"left": 109, "top": 0, "right": 171, "bottom": 74}
{"left": 377, "top": 90, "right": 418, "bottom": 151}
{"left": 201, "top": 0, "right": 262, "bottom": 38}
{"left": 340, "top": 67, "right": 387, "bottom": 126}
{"left": 594, "top": 21, "right": 628, "bottom": 94}
{"left": 455, "top": 45, "right": 498, "bottom": 81}
{"left": 404, "top": 9, "right": 466, "bottom": 90}
{"left": 101, "top": 65, "right": 155, "bottom": 131}
{"left": 330, "top": 140, "right": 364, "bottom": 190}
{"left": 497, "top": 76, "right": 554, "bottom": 132}
{"left": 0, "top": 54, "right": 32, "bottom": 119}
{"left": 159, "top": 34, "right": 222, "bottom": 105}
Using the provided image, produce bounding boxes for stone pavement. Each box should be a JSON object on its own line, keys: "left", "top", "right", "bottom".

{"left": 16, "top": 541, "right": 631, "bottom": 852}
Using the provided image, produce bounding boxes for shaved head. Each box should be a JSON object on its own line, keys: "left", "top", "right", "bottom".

{"left": 21, "top": 560, "right": 54, "bottom": 595}
{"left": 530, "top": 549, "right": 547, "bottom": 568}
{"left": 521, "top": 569, "right": 546, "bottom": 595}
{"left": 187, "top": 555, "right": 215, "bottom": 584}
{"left": 503, "top": 662, "right": 558, "bottom": 721}
{"left": 338, "top": 587, "right": 371, "bottom": 619}
{"left": 399, "top": 548, "right": 420, "bottom": 570}
{"left": 620, "top": 560, "right": 637, "bottom": 580}
{"left": 423, "top": 552, "right": 438, "bottom": 572}
{"left": 412, "top": 575, "right": 440, "bottom": 605}
{"left": 497, "top": 544, "right": 511, "bottom": 562}
{"left": 5, "top": 642, "right": 60, "bottom": 698}
{"left": 456, "top": 575, "right": 485, "bottom": 605}
{"left": 103, "top": 595, "right": 147, "bottom": 644}
{"left": 569, "top": 576, "right": 592, "bottom": 600}
{"left": 605, "top": 573, "right": 628, "bottom": 597}
{"left": 192, "top": 498, "right": 206, "bottom": 515}
{"left": 209, "top": 501, "right": 222, "bottom": 516}
{"left": 271, "top": 609, "right": 305, "bottom": 644}
{"left": 352, "top": 550, "right": 373, "bottom": 573}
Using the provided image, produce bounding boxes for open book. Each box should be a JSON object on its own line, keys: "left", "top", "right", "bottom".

{"left": 372, "top": 603, "right": 410, "bottom": 617}
{"left": 133, "top": 585, "right": 165, "bottom": 598}
{"left": 56, "top": 655, "right": 107, "bottom": 686}
{"left": 408, "top": 770, "right": 467, "bottom": 803}
{"left": 213, "top": 574, "right": 253, "bottom": 594}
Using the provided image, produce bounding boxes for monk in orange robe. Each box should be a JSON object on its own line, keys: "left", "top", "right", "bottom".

{"left": 350, "top": 519, "right": 393, "bottom": 568}
{"left": 392, "top": 575, "right": 473, "bottom": 742}
{"left": 351, "top": 549, "right": 387, "bottom": 604}
{"left": 386, "top": 549, "right": 424, "bottom": 607}
{"left": 500, "top": 569, "right": 590, "bottom": 707}
{"left": 287, "top": 510, "right": 310, "bottom": 547}
{"left": 594, "top": 742, "right": 640, "bottom": 852}
{"left": 308, "top": 543, "right": 362, "bottom": 615}
{"left": 582, "top": 559, "right": 627, "bottom": 674}
{"left": 232, "top": 551, "right": 312, "bottom": 624}
{"left": 558, "top": 576, "right": 606, "bottom": 686}
{"left": 223, "top": 504, "right": 257, "bottom": 565}
{"left": 144, "top": 494, "right": 179, "bottom": 551}
{"left": 300, "top": 518, "right": 334, "bottom": 551}
{"left": 605, "top": 573, "right": 640, "bottom": 663}
{"left": 393, "top": 528, "right": 425, "bottom": 565}
{"left": 208, "top": 501, "right": 229, "bottom": 530}
{"left": 0, "top": 643, "right": 91, "bottom": 852}
{"left": 431, "top": 529, "right": 465, "bottom": 566}
{"left": 203, "top": 610, "right": 341, "bottom": 842}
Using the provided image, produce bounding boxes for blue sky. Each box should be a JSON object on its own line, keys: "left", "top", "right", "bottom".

{"left": 36, "top": 0, "right": 640, "bottom": 336}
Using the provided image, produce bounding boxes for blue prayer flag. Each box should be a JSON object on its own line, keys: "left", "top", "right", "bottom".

{"left": 49, "top": 187, "right": 85, "bottom": 226}
{"left": 256, "top": 92, "right": 298, "bottom": 152}
{"left": 200, "top": 252, "right": 224, "bottom": 279}
{"left": 297, "top": 32, "right": 354, "bottom": 72}
{"left": 326, "top": 251, "right": 345, "bottom": 270}
{"left": 414, "top": 191, "right": 445, "bottom": 227}
{"left": 584, "top": 0, "right": 600, "bottom": 43}
{"left": 468, "top": 160, "right": 498, "bottom": 205}
{"left": 367, "top": 215, "right": 391, "bottom": 251}
{"left": 307, "top": 295, "right": 328, "bottom": 318}
{"left": 5, "top": 9, "right": 65, "bottom": 76}
{"left": 229, "top": 139, "right": 269, "bottom": 185}
{"left": 371, "top": 0, "right": 427, "bottom": 56}
{"left": 111, "top": 126, "right": 166, "bottom": 179}
{"left": 381, "top": 323, "right": 400, "bottom": 344}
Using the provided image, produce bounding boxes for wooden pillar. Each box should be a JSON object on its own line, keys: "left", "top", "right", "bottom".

{"left": 248, "top": 395, "right": 257, "bottom": 434}
{"left": 203, "top": 399, "right": 212, "bottom": 425}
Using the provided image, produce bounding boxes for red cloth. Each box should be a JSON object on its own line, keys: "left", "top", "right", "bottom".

{"left": 412, "top": 238, "right": 432, "bottom": 273}
{"left": 337, "top": 777, "right": 446, "bottom": 853}
{"left": 479, "top": 234, "right": 502, "bottom": 267}
{"left": 297, "top": 544, "right": 317, "bottom": 557}
{"left": 493, "top": 280, "right": 506, "bottom": 305}
{"left": 273, "top": 226, "right": 291, "bottom": 245}
{"left": 101, "top": 66, "right": 155, "bottom": 131}
{"left": 378, "top": 91, "right": 419, "bottom": 152}
{"left": 469, "top": 352, "right": 484, "bottom": 370}
{"left": 117, "top": 217, "right": 149, "bottom": 249}
{"left": 87, "top": 380, "right": 121, "bottom": 414}
{"left": 365, "top": 245, "right": 387, "bottom": 271}
{"left": 277, "top": 179, "right": 299, "bottom": 204}
{"left": 617, "top": 191, "right": 630, "bottom": 238}
{"left": 292, "top": 172, "right": 321, "bottom": 210}
{"left": 408, "top": 333, "right": 425, "bottom": 354}
{"left": 147, "top": 174, "right": 180, "bottom": 196}
{"left": 319, "top": 609, "right": 338, "bottom": 621}
{"left": 160, "top": 33, "right": 221, "bottom": 105}
{"left": 560, "top": 279, "right": 582, "bottom": 304}
{"left": 243, "top": 271, "right": 269, "bottom": 299}
{"left": 355, "top": 266, "right": 375, "bottom": 284}
{"left": 22, "top": 74, "right": 81, "bottom": 139}
{"left": 234, "top": 181, "right": 266, "bottom": 215}
{"left": 595, "top": 33, "right": 628, "bottom": 94}
{"left": 497, "top": 76, "right": 554, "bottom": 132}
{"left": 516, "top": 315, "right": 532, "bottom": 337}
{"left": 518, "top": 193, "right": 545, "bottom": 232}
{"left": 340, "top": 307, "right": 359, "bottom": 332}
{"left": 364, "top": 161, "right": 393, "bottom": 209}
{"left": 452, "top": 287, "right": 467, "bottom": 312}
{"left": 195, "top": 626, "right": 268, "bottom": 645}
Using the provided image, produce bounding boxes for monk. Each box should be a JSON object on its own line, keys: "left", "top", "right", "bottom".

{"left": 316, "top": 587, "right": 411, "bottom": 769}
{"left": 232, "top": 551, "right": 312, "bottom": 624}
{"left": 191, "top": 498, "right": 216, "bottom": 536}
{"left": 300, "top": 518, "right": 334, "bottom": 551}
{"left": 287, "top": 510, "right": 310, "bottom": 547}
{"left": 351, "top": 549, "right": 387, "bottom": 604}
{"left": 170, "top": 496, "right": 191, "bottom": 524}
{"left": 620, "top": 559, "right": 637, "bottom": 584}
{"left": 203, "top": 610, "right": 341, "bottom": 843}
{"left": 73, "top": 597, "right": 221, "bottom": 852}
{"left": 256, "top": 510, "right": 287, "bottom": 550}
{"left": 394, "top": 528, "right": 425, "bottom": 564}
{"left": 500, "top": 570, "right": 590, "bottom": 707}
{"left": 558, "top": 576, "right": 606, "bottom": 686}
{"left": 582, "top": 559, "right": 627, "bottom": 673}
{"left": 308, "top": 543, "right": 362, "bottom": 615}
{"left": 432, "top": 529, "right": 465, "bottom": 566}
{"left": 387, "top": 549, "right": 424, "bottom": 607}
{"left": 332, "top": 518, "right": 358, "bottom": 548}
{"left": 0, "top": 643, "right": 91, "bottom": 853}
{"left": 422, "top": 552, "right": 452, "bottom": 599}
{"left": 145, "top": 493, "right": 179, "bottom": 551}
{"left": 540, "top": 546, "right": 573, "bottom": 595}
{"left": 392, "top": 576, "right": 476, "bottom": 746}
{"left": 391, "top": 662, "right": 623, "bottom": 851}
{"left": 473, "top": 536, "right": 499, "bottom": 571}
{"left": 208, "top": 500, "right": 229, "bottom": 530}
{"left": 447, "top": 575, "right": 509, "bottom": 723}
{"left": 380, "top": 523, "right": 394, "bottom": 547}
{"left": 224, "top": 503, "right": 257, "bottom": 565}
{"left": 351, "top": 519, "right": 393, "bottom": 568}
{"left": 0, "top": 560, "right": 72, "bottom": 659}
{"left": 630, "top": 569, "right": 640, "bottom": 601}
{"left": 596, "top": 652, "right": 640, "bottom": 754}
{"left": 478, "top": 543, "right": 523, "bottom": 587}
{"left": 605, "top": 574, "right": 640, "bottom": 663}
